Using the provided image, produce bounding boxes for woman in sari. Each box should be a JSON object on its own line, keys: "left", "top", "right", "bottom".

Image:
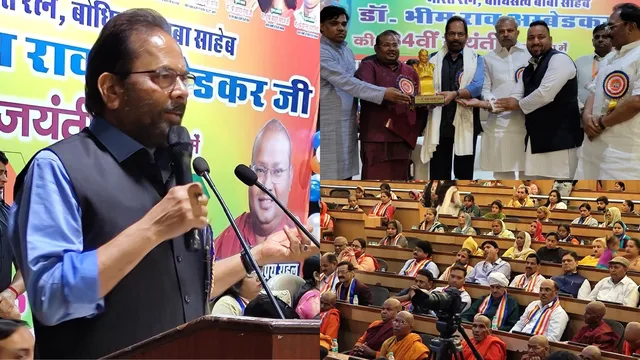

{"left": 339, "top": 238, "right": 379, "bottom": 272}
{"left": 529, "top": 220, "right": 546, "bottom": 242}
{"left": 557, "top": 224, "right": 580, "bottom": 245}
{"left": 452, "top": 212, "right": 477, "bottom": 236}
{"left": 624, "top": 238, "right": 640, "bottom": 272}
{"left": 600, "top": 207, "right": 622, "bottom": 228}
{"left": 503, "top": 231, "right": 536, "bottom": 260}
{"left": 536, "top": 206, "right": 551, "bottom": 223}
{"left": 462, "top": 237, "right": 484, "bottom": 257}
{"left": 612, "top": 220, "right": 630, "bottom": 249}
{"left": 319, "top": 201, "right": 334, "bottom": 231}
{"left": 578, "top": 238, "right": 606, "bottom": 267}
{"left": 485, "top": 219, "right": 514, "bottom": 239}
{"left": 544, "top": 190, "right": 567, "bottom": 211}
{"left": 415, "top": 208, "right": 445, "bottom": 232}
{"left": 380, "top": 220, "right": 408, "bottom": 248}
{"left": 369, "top": 189, "right": 395, "bottom": 224}
{"left": 483, "top": 201, "right": 506, "bottom": 220}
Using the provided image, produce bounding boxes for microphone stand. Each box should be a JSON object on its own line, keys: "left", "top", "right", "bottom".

{"left": 197, "top": 171, "right": 286, "bottom": 320}
{"left": 251, "top": 181, "right": 321, "bottom": 248}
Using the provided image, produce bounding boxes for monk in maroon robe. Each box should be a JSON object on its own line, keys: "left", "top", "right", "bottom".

{"left": 571, "top": 301, "right": 620, "bottom": 352}
{"left": 355, "top": 31, "right": 421, "bottom": 180}
{"left": 349, "top": 298, "right": 402, "bottom": 359}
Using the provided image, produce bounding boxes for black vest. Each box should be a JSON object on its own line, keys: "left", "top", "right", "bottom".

{"left": 522, "top": 49, "right": 583, "bottom": 153}
{"left": 14, "top": 129, "right": 206, "bottom": 359}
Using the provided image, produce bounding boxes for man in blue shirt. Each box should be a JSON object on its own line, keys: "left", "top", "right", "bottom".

{"left": 0, "top": 151, "right": 24, "bottom": 320}
{"left": 8, "top": 8, "right": 315, "bottom": 359}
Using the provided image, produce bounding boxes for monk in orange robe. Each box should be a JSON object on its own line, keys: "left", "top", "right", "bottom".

{"left": 319, "top": 292, "right": 340, "bottom": 352}
{"left": 320, "top": 201, "right": 334, "bottom": 231}
{"left": 379, "top": 311, "right": 429, "bottom": 360}
{"left": 350, "top": 299, "right": 402, "bottom": 359}
{"left": 461, "top": 315, "right": 507, "bottom": 360}
{"left": 623, "top": 322, "right": 640, "bottom": 356}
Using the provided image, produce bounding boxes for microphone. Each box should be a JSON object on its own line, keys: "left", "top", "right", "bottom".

{"left": 193, "top": 157, "right": 286, "bottom": 320}
{"left": 234, "top": 164, "right": 321, "bottom": 248}
{"left": 168, "top": 126, "right": 201, "bottom": 252}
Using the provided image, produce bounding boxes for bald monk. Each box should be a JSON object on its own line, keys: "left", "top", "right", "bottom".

{"left": 319, "top": 292, "right": 340, "bottom": 353}
{"left": 580, "top": 345, "right": 601, "bottom": 360}
{"left": 623, "top": 322, "right": 640, "bottom": 356}
{"left": 215, "top": 119, "right": 296, "bottom": 259}
{"left": 379, "top": 311, "right": 429, "bottom": 360}
{"left": 461, "top": 315, "right": 507, "bottom": 360}
{"left": 522, "top": 335, "right": 549, "bottom": 360}
{"left": 571, "top": 301, "right": 619, "bottom": 352}
{"left": 350, "top": 299, "right": 402, "bottom": 359}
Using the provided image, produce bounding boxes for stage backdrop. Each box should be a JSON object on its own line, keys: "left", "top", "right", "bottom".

{"left": 0, "top": 0, "right": 319, "bottom": 327}
{"left": 333, "top": 0, "right": 638, "bottom": 61}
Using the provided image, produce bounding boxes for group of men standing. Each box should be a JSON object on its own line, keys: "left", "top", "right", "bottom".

{"left": 320, "top": 3, "right": 640, "bottom": 180}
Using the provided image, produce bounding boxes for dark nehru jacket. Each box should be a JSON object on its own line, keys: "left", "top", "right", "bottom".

{"left": 522, "top": 49, "right": 583, "bottom": 154}
{"left": 14, "top": 118, "right": 208, "bottom": 359}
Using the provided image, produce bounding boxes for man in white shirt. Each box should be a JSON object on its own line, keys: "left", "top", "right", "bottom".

{"left": 433, "top": 265, "right": 472, "bottom": 312}
{"left": 496, "top": 20, "right": 582, "bottom": 180}
{"left": 478, "top": 16, "right": 530, "bottom": 180}
{"left": 510, "top": 279, "right": 569, "bottom": 342}
{"left": 571, "top": 203, "right": 599, "bottom": 227}
{"left": 584, "top": 256, "right": 639, "bottom": 307}
{"left": 576, "top": 3, "right": 640, "bottom": 179}
{"left": 575, "top": 24, "right": 612, "bottom": 109}
{"left": 465, "top": 241, "right": 512, "bottom": 285}
{"left": 509, "top": 253, "right": 546, "bottom": 293}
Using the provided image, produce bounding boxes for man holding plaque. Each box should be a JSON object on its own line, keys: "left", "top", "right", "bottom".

{"left": 495, "top": 21, "right": 582, "bottom": 180}
{"left": 355, "top": 30, "right": 421, "bottom": 180}
{"left": 421, "top": 16, "right": 485, "bottom": 180}
{"left": 575, "top": 3, "right": 640, "bottom": 179}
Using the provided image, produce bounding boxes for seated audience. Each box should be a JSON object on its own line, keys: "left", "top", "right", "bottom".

{"left": 370, "top": 189, "right": 395, "bottom": 224}
{"left": 625, "top": 237, "right": 640, "bottom": 271}
{"left": 319, "top": 201, "right": 334, "bottom": 231}
{"left": 572, "top": 203, "right": 599, "bottom": 227}
{"left": 622, "top": 199, "right": 635, "bottom": 214}
{"left": 379, "top": 220, "right": 408, "bottom": 248}
{"left": 570, "top": 301, "right": 620, "bottom": 352}
{"left": 614, "top": 181, "right": 626, "bottom": 191}
{"left": 393, "top": 269, "right": 435, "bottom": 313}
{"left": 377, "top": 183, "right": 398, "bottom": 200}
{"left": 551, "top": 252, "right": 591, "bottom": 298}
{"left": 342, "top": 194, "right": 363, "bottom": 211}
{"left": 536, "top": 232, "right": 565, "bottom": 264}
{"left": 339, "top": 238, "right": 379, "bottom": 272}
{"left": 461, "top": 315, "right": 507, "bottom": 360}
{"left": 379, "top": 311, "right": 429, "bottom": 360}
{"left": 319, "top": 292, "right": 340, "bottom": 355}
{"left": 452, "top": 212, "right": 477, "bottom": 235}
{"left": 356, "top": 185, "right": 366, "bottom": 198}
{"left": 600, "top": 207, "right": 621, "bottom": 228}
{"left": 623, "top": 322, "right": 640, "bottom": 356}
{"left": 545, "top": 190, "right": 567, "bottom": 210}
{"left": 484, "top": 201, "right": 506, "bottom": 220}
{"left": 511, "top": 279, "right": 569, "bottom": 342}
{"left": 462, "top": 194, "right": 482, "bottom": 217}
{"left": 557, "top": 224, "right": 579, "bottom": 245}
{"left": 584, "top": 256, "right": 639, "bottom": 307}
{"left": 466, "top": 241, "right": 511, "bottom": 285}
{"left": 293, "top": 255, "right": 321, "bottom": 319}
{"left": 463, "top": 237, "right": 484, "bottom": 256}
{"left": 439, "top": 248, "right": 474, "bottom": 281}
{"left": 537, "top": 206, "right": 551, "bottom": 223}
{"left": 578, "top": 238, "right": 605, "bottom": 267}
{"left": 596, "top": 236, "right": 619, "bottom": 270}
{"left": 318, "top": 252, "right": 338, "bottom": 293}
{"left": 349, "top": 299, "right": 402, "bottom": 359}
{"left": 436, "top": 180, "right": 461, "bottom": 216}
{"left": 211, "top": 271, "right": 261, "bottom": 316}
{"left": 580, "top": 345, "right": 602, "bottom": 360}
{"left": 485, "top": 219, "right": 515, "bottom": 239}
{"left": 522, "top": 180, "right": 539, "bottom": 196}
{"left": 507, "top": 185, "right": 535, "bottom": 208}
{"left": 415, "top": 208, "right": 445, "bottom": 232}
{"left": 521, "top": 335, "right": 549, "bottom": 360}
{"left": 530, "top": 220, "right": 546, "bottom": 242}
{"left": 612, "top": 220, "right": 630, "bottom": 249}
{"left": 333, "top": 236, "right": 349, "bottom": 256}
{"left": 503, "top": 231, "right": 536, "bottom": 260}
{"left": 462, "top": 272, "right": 519, "bottom": 331}
{"left": 335, "top": 261, "right": 372, "bottom": 305}
{"left": 596, "top": 196, "right": 609, "bottom": 212}
{"left": 432, "top": 265, "right": 472, "bottom": 312}
{"left": 509, "top": 254, "right": 546, "bottom": 293}
{"left": 399, "top": 240, "right": 439, "bottom": 278}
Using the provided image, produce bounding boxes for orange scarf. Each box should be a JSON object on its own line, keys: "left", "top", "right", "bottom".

{"left": 380, "top": 234, "right": 402, "bottom": 246}
{"left": 440, "top": 263, "right": 469, "bottom": 281}
{"left": 521, "top": 299, "right": 561, "bottom": 335}
{"left": 478, "top": 294, "right": 508, "bottom": 330}
{"left": 403, "top": 258, "right": 431, "bottom": 277}
{"left": 319, "top": 272, "right": 338, "bottom": 293}
{"left": 371, "top": 201, "right": 392, "bottom": 217}
{"left": 516, "top": 273, "right": 542, "bottom": 292}
{"left": 320, "top": 213, "right": 332, "bottom": 228}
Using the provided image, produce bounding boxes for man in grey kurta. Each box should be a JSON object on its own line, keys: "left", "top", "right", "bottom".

{"left": 320, "top": 6, "right": 410, "bottom": 180}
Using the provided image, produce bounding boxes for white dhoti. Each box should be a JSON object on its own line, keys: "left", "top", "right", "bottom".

{"left": 525, "top": 139, "right": 578, "bottom": 179}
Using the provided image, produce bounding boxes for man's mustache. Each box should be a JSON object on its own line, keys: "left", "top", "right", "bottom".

{"left": 166, "top": 103, "right": 187, "bottom": 114}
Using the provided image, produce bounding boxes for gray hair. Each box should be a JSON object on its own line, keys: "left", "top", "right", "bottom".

{"left": 494, "top": 16, "right": 518, "bottom": 31}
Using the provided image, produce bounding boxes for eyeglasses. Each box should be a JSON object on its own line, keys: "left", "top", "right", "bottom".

{"left": 251, "top": 165, "right": 290, "bottom": 184}
{"left": 114, "top": 68, "right": 196, "bottom": 92}
{"left": 605, "top": 21, "right": 626, "bottom": 32}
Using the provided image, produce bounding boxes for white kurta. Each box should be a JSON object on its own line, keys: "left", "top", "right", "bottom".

{"left": 575, "top": 40, "right": 640, "bottom": 179}
{"left": 575, "top": 53, "right": 605, "bottom": 107}
{"left": 511, "top": 54, "right": 579, "bottom": 179}
{"left": 481, "top": 43, "right": 530, "bottom": 172}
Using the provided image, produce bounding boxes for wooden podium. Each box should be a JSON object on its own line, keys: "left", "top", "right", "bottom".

{"left": 104, "top": 315, "right": 319, "bottom": 359}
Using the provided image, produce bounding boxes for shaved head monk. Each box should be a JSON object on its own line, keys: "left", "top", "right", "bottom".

{"left": 623, "top": 322, "right": 640, "bottom": 355}
{"left": 523, "top": 335, "right": 549, "bottom": 360}
{"left": 319, "top": 292, "right": 339, "bottom": 353}
{"left": 571, "top": 301, "right": 619, "bottom": 352}
{"left": 215, "top": 119, "right": 295, "bottom": 259}
{"left": 580, "top": 345, "right": 601, "bottom": 360}
{"left": 461, "top": 314, "right": 507, "bottom": 360}
{"left": 350, "top": 298, "right": 401, "bottom": 358}
{"left": 379, "top": 311, "right": 429, "bottom": 360}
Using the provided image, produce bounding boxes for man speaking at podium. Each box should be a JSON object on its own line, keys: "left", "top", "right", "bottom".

{"left": 7, "top": 9, "right": 315, "bottom": 359}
